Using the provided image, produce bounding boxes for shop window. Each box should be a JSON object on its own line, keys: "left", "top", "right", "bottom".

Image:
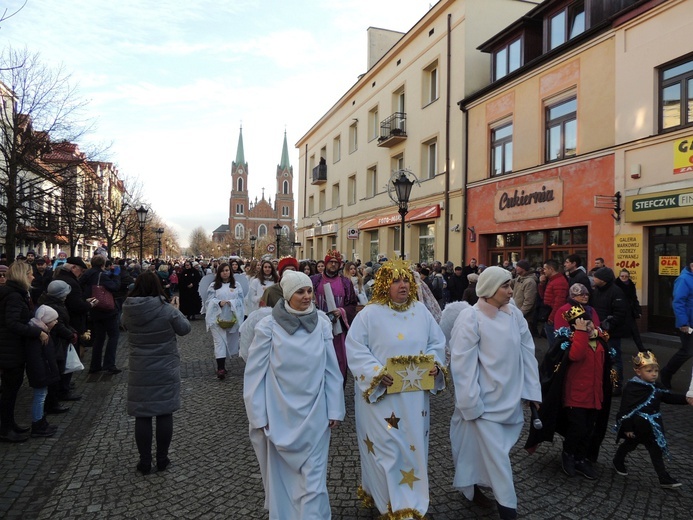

{"left": 488, "top": 226, "right": 587, "bottom": 267}
{"left": 659, "top": 55, "right": 693, "bottom": 131}
{"left": 491, "top": 122, "right": 513, "bottom": 176}
{"left": 545, "top": 97, "right": 577, "bottom": 162}
{"left": 493, "top": 38, "right": 521, "bottom": 81}
{"left": 548, "top": 1, "right": 585, "bottom": 51}
{"left": 369, "top": 230, "right": 379, "bottom": 263}
{"left": 418, "top": 223, "right": 435, "bottom": 264}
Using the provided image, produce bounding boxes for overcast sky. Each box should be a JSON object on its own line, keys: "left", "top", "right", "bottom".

{"left": 1, "top": 0, "right": 432, "bottom": 247}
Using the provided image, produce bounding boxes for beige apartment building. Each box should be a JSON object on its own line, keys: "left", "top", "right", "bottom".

{"left": 295, "top": 0, "right": 537, "bottom": 265}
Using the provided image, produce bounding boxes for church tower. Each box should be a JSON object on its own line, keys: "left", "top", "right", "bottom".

{"left": 229, "top": 126, "right": 249, "bottom": 237}
{"left": 275, "top": 131, "right": 294, "bottom": 229}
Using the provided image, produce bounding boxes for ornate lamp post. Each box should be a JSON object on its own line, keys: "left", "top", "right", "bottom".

{"left": 273, "top": 223, "right": 282, "bottom": 257}
{"left": 135, "top": 205, "right": 149, "bottom": 262}
{"left": 249, "top": 234, "right": 257, "bottom": 260}
{"left": 393, "top": 171, "right": 414, "bottom": 260}
{"left": 155, "top": 227, "right": 164, "bottom": 259}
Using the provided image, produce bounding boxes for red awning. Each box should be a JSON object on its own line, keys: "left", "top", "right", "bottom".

{"left": 357, "top": 205, "right": 441, "bottom": 230}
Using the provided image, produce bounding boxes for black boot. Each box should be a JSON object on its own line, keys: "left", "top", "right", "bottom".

{"left": 497, "top": 502, "right": 518, "bottom": 520}
{"left": 31, "top": 417, "right": 58, "bottom": 438}
{"left": 136, "top": 459, "right": 152, "bottom": 475}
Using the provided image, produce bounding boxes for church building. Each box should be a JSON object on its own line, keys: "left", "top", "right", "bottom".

{"left": 213, "top": 127, "right": 295, "bottom": 256}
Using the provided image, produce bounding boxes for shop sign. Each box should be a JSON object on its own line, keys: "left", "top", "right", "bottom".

{"left": 625, "top": 187, "right": 693, "bottom": 222}
{"left": 357, "top": 205, "right": 441, "bottom": 230}
{"left": 614, "top": 234, "right": 642, "bottom": 286}
{"left": 658, "top": 256, "right": 680, "bottom": 276}
{"left": 673, "top": 137, "right": 693, "bottom": 174}
{"left": 494, "top": 179, "right": 563, "bottom": 223}
{"left": 347, "top": 228, "right": 359, "bottom": 239}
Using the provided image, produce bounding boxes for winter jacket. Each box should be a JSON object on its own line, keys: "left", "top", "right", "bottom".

{"left": 38, "top": 293, "right": 77, "bottom": 361}
{"left": 590, "top": 272, "right": 628, "bottom": 338}
{"left": 563, "top": 330, "right": 605, "bottom": 409}
{"left": 122, "top": 296, "right": 191, "bottom": 417}
{"left": 80, "top": 267, "right": 120, "bottom": 318}
{"left": 566, "top": 268, "right": 592, "bottom": 295}
{"left": 0, "top": 281, "right": 41, "bottom": 369}
{"left": 25, "top": 334, "right": 60, "bottom": 388}
{"left": 538, "top": 273, "right": 569, "bottom": 323}
{"left": 672, "top": 266, "right": 693, "bottom": 329}
{"left": 513, "top": 273, "right": 538, "bottom": 317}
{"left": 615, "top": 278, "right": 642, "bottom": 319}
{"left": 54, "top": 267, "right": 92, "bottom": 334}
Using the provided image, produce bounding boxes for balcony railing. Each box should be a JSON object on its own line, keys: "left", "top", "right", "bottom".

{"left": 378, "top": 112, "right": 407, "bottom": 147}
{"left": 312, "top": 162, "right": 327, "bottom": 184}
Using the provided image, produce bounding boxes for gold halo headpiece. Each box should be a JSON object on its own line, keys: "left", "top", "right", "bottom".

{"left": 370, "top": 259, "right": 418, "bottom": 310}
{"left": 632, "top": 350, "right": 658, "bottom": 369}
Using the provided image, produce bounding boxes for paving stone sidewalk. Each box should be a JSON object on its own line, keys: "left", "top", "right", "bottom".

{"left": 2, "top": 320, "right": 693, "bottom": 519}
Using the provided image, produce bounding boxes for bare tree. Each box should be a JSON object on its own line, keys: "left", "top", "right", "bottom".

{"left": 188, "top": 227, "right": 213, "bottom": 258}
{"left": 0, "top": 46, "right": 93, "bottom": 259}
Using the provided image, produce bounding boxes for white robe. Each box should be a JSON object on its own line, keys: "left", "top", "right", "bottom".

{"left": 346, "top": 301, "right": 446, "bottom": 518}
{"left": 245, "top": 277, "right": 275, "bottom": 316}
{"left": 244, "top": 312, "right": 345, "bottom": 520}
{"left": 449, "top": 299, "right": 541, "bottom": 509}
{"left": 205, "top": 282, "right": 245, "bottom": 359}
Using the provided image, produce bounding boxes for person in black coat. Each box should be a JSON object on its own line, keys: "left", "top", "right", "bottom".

{"left": 564, "top": 254, "right": 592, "bottom": 296}
{"left": 80, "top": 255, "right": 121, "bottom": 374}
{"left": 447, "top": 266, "right": 467, "bottom": 302}
{"left": 178, "top": 260, "right": 202, "bottom": 320}
{"left": 0, "top": 261, "right": 48, "bottom": 443}
{"left": 24, "top": 305, "right": 61, "bottom": 437}
{"left": 590, "top": 267, "right": 628, "bottom": 392}
{"left": 614, "top": 268, "right": 645, "bottom": 351}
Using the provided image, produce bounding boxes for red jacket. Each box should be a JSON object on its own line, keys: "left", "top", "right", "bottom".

{"left": 539, "top": 273, "right": 569, "bottom": 323}
{"left": 563, "top": 330, "right": 605, "bottom": 409}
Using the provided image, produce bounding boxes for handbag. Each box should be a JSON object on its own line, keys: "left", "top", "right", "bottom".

{"left": 216, "top": 302, "right": 237, "bottom": 329}
{"left": 64, "top": 343, "right": 84, "bottom": 373}
{"left": 92, "top": 272, "right": 115, "bottom": 311}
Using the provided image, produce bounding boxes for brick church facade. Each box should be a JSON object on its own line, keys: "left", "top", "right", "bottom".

{"left": 213, "top": 127, "right": 295, "bottom": 257}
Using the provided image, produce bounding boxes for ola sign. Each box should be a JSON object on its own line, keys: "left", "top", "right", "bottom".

{"left": 658, "top": 256, "right": 680, "bottom": 276}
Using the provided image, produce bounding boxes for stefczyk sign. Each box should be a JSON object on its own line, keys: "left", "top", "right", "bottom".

{"left": 494, "top": 179, "right": 563, "bottom": 223}
{"left": 625, "top": 187, "right": 693, "bottom": 222}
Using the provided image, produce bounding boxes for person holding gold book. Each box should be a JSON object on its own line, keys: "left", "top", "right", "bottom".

{"left": 346, "top": 259, "right": 446, "bottom": 519}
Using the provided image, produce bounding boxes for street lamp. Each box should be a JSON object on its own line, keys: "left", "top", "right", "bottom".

{"left": 249, "top": 234, "right": 257, "bottom": 260}
{"left": 135, "top": 205, "right": 149, "bottom": 262}
{"left": 393, "top": 171, "right": 414, "bottom": 260}
{"left": 273, "top": 223, "right": 282, "bottom": 257}
{"left": 155, "top": 227, "right": 164, "bottom": 259}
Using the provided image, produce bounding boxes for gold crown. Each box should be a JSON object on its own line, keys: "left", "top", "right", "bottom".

{"left": 562, "top": 305, "right": 586, "bottom": 323}
{"left": 632, "top": 350, "right": 658, "bottom": 369}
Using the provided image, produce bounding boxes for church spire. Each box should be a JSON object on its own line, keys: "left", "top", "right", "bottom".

{"left": 235, "top": 125, "right": 245, "bottom": 166}
{"left": 279, "top": 130, "right": 290, "bottom": 170}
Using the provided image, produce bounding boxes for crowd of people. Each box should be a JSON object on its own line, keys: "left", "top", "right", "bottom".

{"left": 2, "top": 247, "right": 693, "bottom": 519}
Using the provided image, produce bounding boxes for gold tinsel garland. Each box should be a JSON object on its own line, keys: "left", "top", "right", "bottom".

{"left": 357, "top": 486, "right": 426, "bottom": 520}
{"left": 368, "top": 259, "right": 418, "bottom": 310}
{"left": 362, "top": 356, "right": 449, "bottom": 402}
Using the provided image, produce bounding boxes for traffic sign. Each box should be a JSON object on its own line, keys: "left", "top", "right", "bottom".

{"left": 267, "top": 244, "right": 276, "bottom": 253}
{"left": 347, "top": 228, "right": 359, "bottom": 239}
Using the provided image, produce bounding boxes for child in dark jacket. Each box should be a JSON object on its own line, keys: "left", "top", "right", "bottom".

{"left": 613, "top": 351, "right": 691, "bottom": 488}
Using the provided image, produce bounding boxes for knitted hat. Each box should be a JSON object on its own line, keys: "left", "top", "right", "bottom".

{"left": 47, "top": 280, "right": 72, "bottom": 299}
{"left": 467, "top": 273, "right": 479, "bottom": 283}
{"left": 35, "top": 305, "right": 59, "bottom": 324}
{"left": 280, "top": 270, "right": 312, "bottom": 301}
{"left": 324, "top": 249, "right": 342, "bottom": 264}
{"left": 277, "top": 256, "right": 299, "bottom": 275}
{"left": 0, "top": 264, "right": 8, "bottom": 273}
{"left": 476, "top": 266, "right": 511, "bottom": 299}
{"left": 593, "top": 267, "right": 615, "bottom": 284}
{"left": 515, "top": 260, "right": 531, "bottom": 272}
{"left": 569, "top": 283, "right": 589, "bottom": 297}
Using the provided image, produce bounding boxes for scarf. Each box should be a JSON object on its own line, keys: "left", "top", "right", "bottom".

{"left": 272, "top": 298, "right": 318, "bottom": 334}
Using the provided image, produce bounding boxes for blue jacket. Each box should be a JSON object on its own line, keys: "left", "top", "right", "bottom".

{"left": 673, "top": 266, "right": 693, "bottom": 328}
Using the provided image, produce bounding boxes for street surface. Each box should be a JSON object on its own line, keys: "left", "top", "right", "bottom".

{"left": 2, "top": 319, "right": 693, "bottom": 519}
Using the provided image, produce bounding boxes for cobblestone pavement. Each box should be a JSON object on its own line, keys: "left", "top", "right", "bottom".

{"left": 2, "top": 319, "right": 693, "bottom": 519}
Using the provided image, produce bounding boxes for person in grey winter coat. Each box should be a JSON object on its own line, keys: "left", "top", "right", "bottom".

{"left": 122, "top": 271, "right": 191, "bottom": 475}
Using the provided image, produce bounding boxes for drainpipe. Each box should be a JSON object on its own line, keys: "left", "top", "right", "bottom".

{"left": 460, "top": 105, "right": 468, "bottom": 264}
{"left": 303, "top": 144, "right": 308, "bottom": 221}
{"left": 444, "top": 13, "right": 451, "bottom": 261}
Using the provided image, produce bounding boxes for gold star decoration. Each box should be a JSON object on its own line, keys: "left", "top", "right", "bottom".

{"left": 397, "top": 333, "right": 404, "bottom": 340}
{"left": 395, "top": 362, "right": 427, "bottom": 392}
{"left": 399, "top": 468, "right": 420, "bottom": 490}
{"left": 385, "top": 412, "right": 401, "bottom": 429}
{"left": 364, "top": 436, "right": 375, "bottom": 455}
{"left": 410, "top": 445, "right": 416, "bottom": 452}
{"left": 360, "top": 374, "right": 366, "bottom": 381}
{"left": 373, "top": 365, "right": 381, "bottom": 372}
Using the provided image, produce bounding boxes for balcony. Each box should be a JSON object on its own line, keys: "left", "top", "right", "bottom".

{"left": 377, "top": 112, "right": 407, "bottom": 147}
{"left": 312, "top": 162, "right": 327, "bottom": 184}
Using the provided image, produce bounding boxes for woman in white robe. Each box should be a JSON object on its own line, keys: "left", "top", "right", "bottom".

{"left": 449, "top": 266, "right": 541, "bottom": 520}
{"left": 245, "top": 260, "right": 278, "bottom": 316}
{"left": 244, "top": 270, "right": 345, "bottom": 520}
{"left": 346, "top": 259, "right": 446, "bottom": 519}
{"left": 204, "top": 263, "right": 245, "bottom": 380}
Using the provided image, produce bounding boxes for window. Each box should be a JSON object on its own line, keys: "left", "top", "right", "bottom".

{"left": 494, "top": 38, "right": 521, "bottom": 81}
{"left": 545, "top": 97, "right": 577, "bottom": 162}
{"left": 491, "top": 122, "right": 513, "bottom": 176}
{"left": 391, "top": 153, "right": 404, "bottom": 174}
{"left": 282, "top": 225, "right": 290, "bottom": 236}
{"left": 422, "top": 139, "right": 437, "bottom": 179}
{"left": 393, "top": 226, "right": 401, "bottom": 256}
{"left": 333, "top": 135, "right": 341, "bottom": 163}
{"left": 235, "top": 224, "right": 244, "bottom": 239}
{"left": 369, "top": 230, "right": 379, "bottom": 263}
{"left": 236, "top": 203, "right": 244, "bottom": 214}
{"left": 237, "top": 177, "right": 244, "bottom": 192}
{"left": 282, "top": 205, "right": 289, "bottom": 216}
{"left": 320, "top": 146, "right": 327, "bottom": 163}
{"left": 367, "top": 166, "right": 378, "bottom": 197}
{"left": 283, "top": 180, "right": 289, "bottom": 194}
{"left": 368, "top": 106, "right": 379, "bottom": 141}
{"left": 349, "top": 122, "right": 358, "bottom": 153}
{"left": 348, "top": 175, "right": 356, "bottom": 205}
{"left": 319, "top": 189, "right": 326, "bottom": 212}
{"left": 418, "top": 224, "right": 435, "bottom": 263}
{"left": 424, "top": 60, "right": 439, "bottom": 105}
{"left": 331, "top": 183, "right": 340, "bottom": 208}
{"left": 487, "top": 226, "right": 587, "bottom": 268}
{"left": 548, "top": 1, "right": 585, "bottom": 50}
{"left": 308, "top": 195, "right": 314, "bottom": 215}
{"left": 258, "top": 224, "right": 267, "bottom": 237}
{"left": 309, "top": 154, "right": 315, "bottom": 172}
{"left": 660, "top": 56, "right": 693, "bottom": 131}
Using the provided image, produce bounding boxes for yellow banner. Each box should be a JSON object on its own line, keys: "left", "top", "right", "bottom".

{"left": 614, "top": 234, "right": 642, "bottom": 286}
{"left": 674, "top": 138, "right": 693, "bottom": 174}
{"left": 658, "top": 256, "right": 680, "bottom": 276}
